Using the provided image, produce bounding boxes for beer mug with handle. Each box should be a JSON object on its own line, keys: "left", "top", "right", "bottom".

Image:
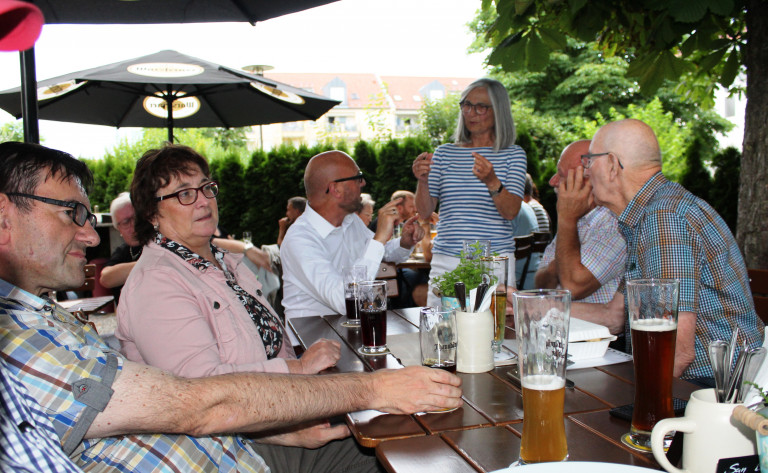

{"left": 650, "top": 388, "right": 757, "bottom": 473}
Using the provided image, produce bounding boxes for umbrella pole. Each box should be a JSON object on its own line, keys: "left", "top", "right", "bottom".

{"left": 166, "top": 88, "right": 174, "bottom": 143}
{"left": 19, "top": 48, "right": 40, "bottom": 144}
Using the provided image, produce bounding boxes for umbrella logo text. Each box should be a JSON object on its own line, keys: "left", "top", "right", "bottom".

{"left": 38, "top": 80, "right": 87, "bottom": 101}
{"left": 128, "top": 62, "right": 204, "bottom": 78}
{"left": 143, "top": 92, "right": 200, "bottom": 119}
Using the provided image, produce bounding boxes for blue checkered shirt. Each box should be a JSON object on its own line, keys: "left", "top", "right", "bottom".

{"left": 0, "top": 278, "right": 268, "bottom": 472}
{"left": 618, "top": 172, "right": 764, "bottom": 379}
{"left": 1, "top": 356, "right": 84, "bottom": 472}
{"left": 540, "top": 206, "right": 626, "bottom": 303}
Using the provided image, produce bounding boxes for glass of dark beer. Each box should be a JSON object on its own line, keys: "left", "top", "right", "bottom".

{"left": 622, "top": 278, "right": 679, "bottom": 452}
{"left": 358, "top": 280, "right": 388, "bottom": 355}
{"left": 342, "top": 265, "right": 366, "bottom": 327}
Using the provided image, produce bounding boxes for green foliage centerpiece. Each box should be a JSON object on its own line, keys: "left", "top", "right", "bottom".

{"left": 432, "top": 242, "right": 495, "bottom": 298}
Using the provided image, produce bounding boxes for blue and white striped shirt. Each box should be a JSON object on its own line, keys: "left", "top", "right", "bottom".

{"left": 428, "top": 143, "right": 527, "bottom": 256}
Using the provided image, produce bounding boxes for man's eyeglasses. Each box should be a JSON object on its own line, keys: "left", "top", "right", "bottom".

{"left": 156, "top": 181, "right": 219, "bottom": 205}
{"left": 459, "top": 100, "right": 492, "bottom": 115}
{"left": 580, "top": 152, "right": 624, "bottom": 170}
{"left": 7, "top": 192, "right": 97, "bottom": 227}
{"left": 326, "top": 172, "right": 364, "bottom": 194}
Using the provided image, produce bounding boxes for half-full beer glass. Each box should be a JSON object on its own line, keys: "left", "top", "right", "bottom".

{"left": 342, "top": 265, "right": 366, "bottom": 327}
{"left": 483, "top": 256, "right": 509, "bottom": 353}
{"left": 512, "top": 289, "right": 571, "bottom": 464}
{"left": 623, "top": 278, "right": 679, "bottom": 452}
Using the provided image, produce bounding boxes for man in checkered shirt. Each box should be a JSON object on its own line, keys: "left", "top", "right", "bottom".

{"left": 575, "top": 118, "right": 763, "bottom": 383}
{"left": 0, "top": 142, "right": 462, "bottom": 472}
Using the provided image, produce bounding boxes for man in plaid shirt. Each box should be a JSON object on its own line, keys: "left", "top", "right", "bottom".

{"left": 0, "top": 142, "right": 462, "bottom": 472}
{"left": 577, "top": 119, "right": 763, "bottom": 382}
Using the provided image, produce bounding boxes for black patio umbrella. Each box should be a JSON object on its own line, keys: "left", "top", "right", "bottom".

{"left": 16, "top": 0, "right": 340, "bottom": 142}
{"left": 0, "top": 49, "right": 340, "bottom": 142}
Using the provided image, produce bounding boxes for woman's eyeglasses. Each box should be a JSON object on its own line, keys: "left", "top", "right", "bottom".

{"left": 156, "top": 181, "right": 219, "bottom": 205}
{"left": 459, "top": 100, "right": 492, "bottom": 115}
{"left": 6, "top": 192, "right": 97, "bottom": 227}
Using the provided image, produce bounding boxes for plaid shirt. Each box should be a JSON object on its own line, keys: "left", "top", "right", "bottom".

{"left": 0, "top": 279, "right": 267, "bottom": 473}
{"left": 540, "top": 206, "right": 626, "bottom": 303}
{"left": 1, "top": 357, "right": 84, "bottom": 472}
{"left": 618, "top": 172, "right": 763, "bottom": 379}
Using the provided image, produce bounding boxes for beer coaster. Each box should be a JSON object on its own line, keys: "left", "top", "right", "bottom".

{"left": 620, "top": 433, "right": 655, "bottom": 453}
{"left": 357, "top": 346, "right": 390, "bottom": 356}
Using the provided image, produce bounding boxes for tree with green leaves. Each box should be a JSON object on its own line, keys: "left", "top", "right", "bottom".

{"left": 480, "top": 0, "right": 767, "bottom": 268}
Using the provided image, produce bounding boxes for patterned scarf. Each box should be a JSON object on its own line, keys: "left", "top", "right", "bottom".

{"left": 154, "top": 234, "right": 283, "bottom": 359}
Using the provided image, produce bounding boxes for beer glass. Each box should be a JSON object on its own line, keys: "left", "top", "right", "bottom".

{"left": 512, "top": 289, "right": 571, "bottom": 464}
{"left": 358, "top": 280, "right": 388, "bottom": 355}
{"left": 462, "top": 239, "right": 491, "bottom": 259}
{"left": 420, "top": 307, "right": 457, "bottom": 372}
{"left": 483, "top": 256, "right": 509, "bottom": 353}
{"left": 341, "top": 265, "right": 366, "bottom": 327}
{"left": 623, "top": 278, "right": 679, "bottom": 452}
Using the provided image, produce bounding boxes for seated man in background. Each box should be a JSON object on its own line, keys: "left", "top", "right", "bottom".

{"left": 512, "top": 201, "right": 539, "bottom": 289}
{"left": 534, "top": 140, "right": 626, "bottom": 303}
{"left": 281, "top": 151, "right": 423, "bottom": 344}
{"left": 576, "top": 120, "right": 763, "bottom": 382}
{"left": 0, "top": 142, "right": 462, "bottom": 472}
{"left": 277, "top": 196, "right": 306, "bottom": 247}
{"left": 523, "top": 174, "right": 550, "bottom": 234}
{"left": 99, "top": 192, "right": 141, "bottom": 305}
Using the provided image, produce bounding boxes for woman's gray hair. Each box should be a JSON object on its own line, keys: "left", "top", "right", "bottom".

{"left": 360, "top": 193, "right": 376, "bottom": 209}
{"left": 454, "top": 78, "right": 516, "bottom": 152}
{"left": 109, "top": 192, "right": 132, "bottom": 228}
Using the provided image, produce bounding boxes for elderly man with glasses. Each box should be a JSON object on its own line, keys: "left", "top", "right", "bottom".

{"left": 280, "top": 151, "right": 424, "bottom": 346}
{"left": 572, "top": 119, "right": 763, "bottom": 384}
{"left": 534, "top": 140, "right": 626, "bottom": 304}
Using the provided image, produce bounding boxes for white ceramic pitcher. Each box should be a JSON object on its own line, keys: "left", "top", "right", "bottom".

{"left": 650, "top": 388, "right": 756, "bottom": 473}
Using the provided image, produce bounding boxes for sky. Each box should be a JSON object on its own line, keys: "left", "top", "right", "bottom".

{"left": 0, "top": 0, "right": 488, "bottom": 158}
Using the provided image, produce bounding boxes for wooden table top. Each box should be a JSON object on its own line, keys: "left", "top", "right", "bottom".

{"left": 289, "top": 308, "right": 699, "bottom": 472}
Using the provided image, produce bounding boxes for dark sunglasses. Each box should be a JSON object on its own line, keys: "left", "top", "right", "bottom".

{"left": 7, "top": 192, "right": 97, "bottom": 227}
{"left": 326, "top": 172, "right": 364, "bottom": 193}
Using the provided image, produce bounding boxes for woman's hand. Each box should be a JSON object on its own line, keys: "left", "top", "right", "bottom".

{"left": 472, "top": 152, "right": 500, "bottom": 187}
{"left": 412, "top": 152, "right": 433, "bottom": 182}
{"left": 295, "top": 339, "right": 341, "bottom": 374}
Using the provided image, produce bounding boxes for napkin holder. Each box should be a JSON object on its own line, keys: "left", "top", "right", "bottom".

{"left": 456, "top": 309, "right": 494, "bottom": 373}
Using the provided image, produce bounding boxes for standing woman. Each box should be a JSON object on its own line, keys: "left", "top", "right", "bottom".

{"left": 413, "top": 78, "right": 527, "bottom": 306}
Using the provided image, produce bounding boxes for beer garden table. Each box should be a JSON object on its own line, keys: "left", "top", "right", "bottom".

{"left": 288, "top": 308, "right": 699, "bottom": 472}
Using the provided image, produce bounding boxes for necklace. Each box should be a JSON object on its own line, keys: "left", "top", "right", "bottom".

{"left": 129, "top": 246, "right": 142, "bottom": 261}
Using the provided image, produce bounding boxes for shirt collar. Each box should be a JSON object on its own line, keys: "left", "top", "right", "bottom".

{"left": 618, "top": 171, "right": 667, "bottom": 228}
{"left": 0, "top": 277, "right": 47, "bottom": 311}
{"left": 303, "top": 204, "right": 356, "bottom": 239}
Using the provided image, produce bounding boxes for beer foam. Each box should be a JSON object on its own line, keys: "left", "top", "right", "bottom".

{"left": 521, "top": 374, "right": 565, "bottom": 390}
{"left": 631, "top": 318, "right": 677, "bottom": 332}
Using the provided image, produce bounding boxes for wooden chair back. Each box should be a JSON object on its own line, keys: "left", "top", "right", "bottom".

{"left": 748, "top": 268, "right": 768, "bottom": 325}
{"left": 74, "top": 264, "right": 97, "bottom": 295}
{"left": 514, "top": 234, "right": 533, "bottom": 290}
{"left": 375, "top": 261, "right": 400, "bottom": 298}
{"left": 532, "top": 231, "right": 552, "bottom": 253}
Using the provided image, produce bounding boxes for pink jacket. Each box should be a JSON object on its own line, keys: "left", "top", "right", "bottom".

{"left": 116, "top": 241, "right": 295, "bottom": 378}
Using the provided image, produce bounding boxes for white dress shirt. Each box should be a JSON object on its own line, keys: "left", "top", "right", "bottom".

{"left": 280, "top": 204, "right": 411, "bottom": 344}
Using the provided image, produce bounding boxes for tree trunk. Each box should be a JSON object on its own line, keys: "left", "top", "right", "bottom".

{"left": 738, "top": 0, "right": 768, "bottom": 269}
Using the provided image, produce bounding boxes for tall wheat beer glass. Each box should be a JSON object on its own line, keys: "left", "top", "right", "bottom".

{"left": 512, "top": 289, "right": 571, "bottom": 465}
{"left": 623, "top": 279, "right": 679, "bottom": 452}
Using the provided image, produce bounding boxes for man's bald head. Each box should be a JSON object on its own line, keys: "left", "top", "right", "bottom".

{"left": 592, "top": 119, "right": 662, "bottom": 171}
{"left": 549, "top": 139, "right": 591, "bottom": 188}
{"left": 304, "top": 150, "right": 359, "bottom": 199}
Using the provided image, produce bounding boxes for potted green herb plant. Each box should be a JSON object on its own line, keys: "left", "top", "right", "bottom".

{"left": 432, "top": 242, "right": 494, "bottom": 309}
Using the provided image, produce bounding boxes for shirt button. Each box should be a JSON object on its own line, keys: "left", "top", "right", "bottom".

{"left": 213, "top": 302, "right": 221, "bottom": 309}
{"left": 256, "top": 289, "right": 262, "bottom": 297}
